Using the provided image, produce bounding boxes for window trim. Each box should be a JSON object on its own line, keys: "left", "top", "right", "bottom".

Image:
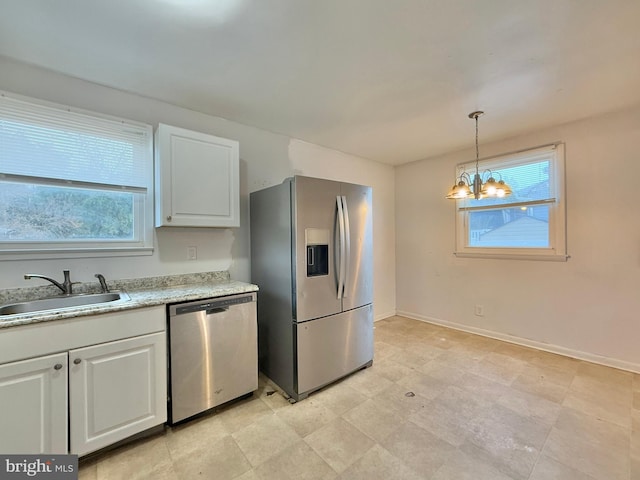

{"left": 0, "top": 91, "right": 154, "bottom": 259}
{"left": 453, "top": 143, "right": 567, "bottom": 261}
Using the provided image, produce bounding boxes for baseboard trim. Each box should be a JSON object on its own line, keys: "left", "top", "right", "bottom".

{"left": 395, "top": 310, "right": 640, "bottom": 374}
{"left": 374, "top": 310, "right": 396, "bottom": 322}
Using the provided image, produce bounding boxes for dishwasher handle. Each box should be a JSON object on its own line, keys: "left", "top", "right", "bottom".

{"left": 206, "top": 307, "right": 229, "bottom": 315}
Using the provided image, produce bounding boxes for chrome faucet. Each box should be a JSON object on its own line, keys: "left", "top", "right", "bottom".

{"left": 95, "top": 273, "right": 110, "bottom": 293}
{"left": 24, "top": 270, "right": 74, "bottom": 295}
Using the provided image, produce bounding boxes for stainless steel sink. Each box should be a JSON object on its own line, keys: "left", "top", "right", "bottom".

{"left": 0, "top": 292, "right": 130, "bottom": 316}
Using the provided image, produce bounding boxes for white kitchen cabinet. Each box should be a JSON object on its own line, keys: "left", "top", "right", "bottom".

{"left": 0, "top": 352, "right": 68, "bottom": 454}
{"left": 0, "top": 305, "right": 166, "bottom": 456}
{"left": 155, "top": 123, "right": 240, "bottom": 227}
{"left": 69, "top": 332, "right": 166, "bottom": 456}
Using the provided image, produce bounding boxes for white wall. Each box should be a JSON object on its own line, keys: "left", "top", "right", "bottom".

{"left": 395, "top": 105, "right": 640, "bottom": 371}
{"left": 0, "top": 56, "right": 396, "bottom": 320}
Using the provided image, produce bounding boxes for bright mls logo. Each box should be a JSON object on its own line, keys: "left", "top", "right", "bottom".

{"left": 0, "top": 455, "right": 77, "bottom": 479}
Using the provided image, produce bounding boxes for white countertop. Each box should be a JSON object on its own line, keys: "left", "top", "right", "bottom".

{"left": 0, "top": 272, "right": 258, "bottom": 329}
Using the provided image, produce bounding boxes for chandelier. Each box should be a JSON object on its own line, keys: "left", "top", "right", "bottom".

{"left": 446, "top": 111, "right": 512, "bottom": 200}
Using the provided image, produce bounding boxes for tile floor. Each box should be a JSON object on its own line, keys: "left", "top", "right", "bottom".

{"left": 79, "top": 316, "right": 640, "bottom": 480}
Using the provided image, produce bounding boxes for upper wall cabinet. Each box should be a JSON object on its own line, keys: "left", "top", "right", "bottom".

{"left": 155, "top": 124, "right": 240, "bottom": 227}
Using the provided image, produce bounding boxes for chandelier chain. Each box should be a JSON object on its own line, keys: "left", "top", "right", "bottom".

{"left": 475, "top": 114, "right": 479, "bottom": 171}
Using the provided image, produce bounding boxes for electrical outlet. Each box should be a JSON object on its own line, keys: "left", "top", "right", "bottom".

{"left": 475, "top": 304, "right": 484, "bottom": 316}
{"left": 187, "top": 246, "right": 197, "bottom": 260}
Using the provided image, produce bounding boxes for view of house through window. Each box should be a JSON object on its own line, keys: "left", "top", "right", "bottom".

{"left": 455, "top": 144, "right": 566, "bottom": 260}
{"left": 0, "top": 92, "right": 153, "bottom": 256}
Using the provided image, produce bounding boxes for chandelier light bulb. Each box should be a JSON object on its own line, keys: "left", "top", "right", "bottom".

{"left": 446, "top": 111, "right": 512, "bottom": 200}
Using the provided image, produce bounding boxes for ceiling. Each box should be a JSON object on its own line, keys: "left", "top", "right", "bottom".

{"left": 1, "top": 0, "right": 639, "bottom": 165}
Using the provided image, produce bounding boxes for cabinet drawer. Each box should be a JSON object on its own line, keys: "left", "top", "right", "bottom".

{"left": 0, "top": 305, "right": 165, "bottom": 364}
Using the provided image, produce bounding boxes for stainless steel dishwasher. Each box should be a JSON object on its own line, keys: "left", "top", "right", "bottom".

{"left": 168, "top": 292, "right": 257, "bottom": 424}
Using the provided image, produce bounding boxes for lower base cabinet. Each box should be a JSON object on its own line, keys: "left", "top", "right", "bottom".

{"left": 70, "top": 332, "right": 166, "bottom": 456}
{"left": 0, "top": 330, "right": 166, "bottom": 456}
{"left": 0, "top": 352, "right": 68, "bottom": 454}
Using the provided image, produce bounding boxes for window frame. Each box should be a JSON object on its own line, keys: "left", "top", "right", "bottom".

{"left": 0, "top": 91, "right": 154, "bottom": 260}
{"left": 453, "top": 143, "right": 567, "bottom": 261}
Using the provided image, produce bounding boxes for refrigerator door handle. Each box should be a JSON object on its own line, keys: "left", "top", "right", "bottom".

{"left": 336, "top": 195, "right": 346, "bottom": 299}
{"left": 341, "top": 195, "right": 351, "bottom": 298}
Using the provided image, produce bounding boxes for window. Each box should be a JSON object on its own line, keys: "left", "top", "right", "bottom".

{"left": 454, "top": 144, "right": 567, "bottom": 261}
{"left": 0, "top": 92, "right": 153, "bottom": 258}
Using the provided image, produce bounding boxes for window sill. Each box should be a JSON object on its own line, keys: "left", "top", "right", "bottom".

{"left": 0, "top": 247, "right": 153, "bottom": 261}
{"left": 453, "top": 251, "right": 569, "bottom": 262}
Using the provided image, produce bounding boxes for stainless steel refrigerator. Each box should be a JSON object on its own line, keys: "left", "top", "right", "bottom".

{"left": 250, "top": 175, "right": 373, "bottom": 401}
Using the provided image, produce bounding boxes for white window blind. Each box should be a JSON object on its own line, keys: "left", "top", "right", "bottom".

{"left": 457, "top": 146, "right": 557, "bottom": 211}
{"left": 0, "top": 94, "right": 150, "bottom": 190}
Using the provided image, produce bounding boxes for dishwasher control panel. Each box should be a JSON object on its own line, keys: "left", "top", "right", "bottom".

{"left": 172, "top": 294, "right": 254, "bottom": 315}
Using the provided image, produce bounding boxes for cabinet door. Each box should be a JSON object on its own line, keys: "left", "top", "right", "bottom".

{"left": 69, "top": 332, "right": 166, "bottom": 456}
{"left": 0, "top": 353, "right": 68, "bottom": 454}
{"left": 155, "top": 123, "right": 240, "bottom": 227}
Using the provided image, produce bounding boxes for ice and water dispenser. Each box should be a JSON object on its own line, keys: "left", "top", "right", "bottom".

{"left": 305, "top": 228, "right": 329, "bottom": 277}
